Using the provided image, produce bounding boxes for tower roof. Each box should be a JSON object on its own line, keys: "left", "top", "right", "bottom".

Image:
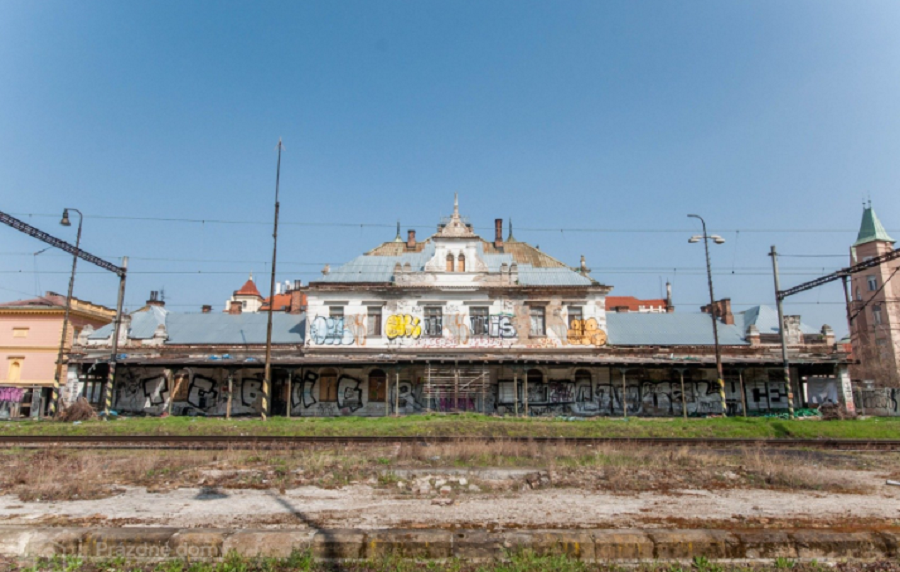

{"left": 234, "top": 275, "right": 262, "bottom": 298}
{"left": 854, "top": 203, "right": 894, "bottom": 246}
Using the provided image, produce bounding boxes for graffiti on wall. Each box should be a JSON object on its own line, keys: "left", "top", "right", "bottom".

{"left": 857, "top": 388, "right": 899, "bottom": 416}
{"left": 386, "top": 314, "right": 422, "bottom": 340}
{"left": 187, "top": 375, "right": 218, "bottom": 409}
{"left": 495, "top": 377, "right": 789, "bottom": 417}
{"left": 310, "top": 316, "right": 355, "bottom": 345}
{"left": 567, "top": 318, "right": 607, "bottom": 346}
{"left": 0, "top": 387, "right": 24, "bottom": 403}
{"left": 337, "top": 375, "right": 363, "bottom": 412}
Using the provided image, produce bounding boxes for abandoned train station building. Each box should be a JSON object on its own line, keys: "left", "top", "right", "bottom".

{"left": 68, "top": 198, "right": 853, "bottom": 418}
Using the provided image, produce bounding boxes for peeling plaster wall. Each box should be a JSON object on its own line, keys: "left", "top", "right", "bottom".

{"left": 109, "top": 365, "right": 795, "bottom": 418}
{"left": 305, "top": 292, "right": 607, "bottom": 350}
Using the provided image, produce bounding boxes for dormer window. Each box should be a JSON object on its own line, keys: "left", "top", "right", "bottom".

{"left": 457, "top": 254, "right": 466, "bottom": 272}
{"left": 446, "top": 254, "right": 454, "bottom": 272}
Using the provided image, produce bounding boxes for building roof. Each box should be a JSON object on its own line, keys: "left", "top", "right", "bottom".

{"left": 164, "top": 313, "right": 305, "bottom": 345}
{"left": 234, "top": 277, "right": 262, "bottom": 298}
{"left": 607, "top": 312, "right": 748, "bottom": 346}
{"left": 854, "top": 204, "right": 894, "bottom": 246}
{"left": 260, "top": 293, "right": 293, "bottom": 311}
{"left": 606, "top": 296, "right": 667, "bottom": 311}
{"left": 318, "top": 241, "right": 594, "bottom": 286}
{"left": 734, "top": 305, "right": 819, "bottom": 335}
{"left": 0, "top": 293, "right": 68, "bottom": 308}
{"left": 90, "top": 306, "right": 304, "bottom": 344}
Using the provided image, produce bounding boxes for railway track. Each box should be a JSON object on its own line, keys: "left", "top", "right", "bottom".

{"left": 0, "top": 435, "right": 898, "bottom": 450}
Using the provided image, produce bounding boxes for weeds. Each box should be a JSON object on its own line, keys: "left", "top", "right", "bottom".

{"left": 11, "top": 553, "right": 900, "bottom": 572}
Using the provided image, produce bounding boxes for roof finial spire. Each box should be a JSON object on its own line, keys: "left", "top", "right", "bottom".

{"left": 507, "top": 218, "right": 516, "bottom": 242}
{"left": 249, "top": 272, "right": 253, "bottom": 281}
{"left": 394, "top": 220, "right": 402, "bottom": 242}
{"left": 453, "top": 193, "right": 459, "bottom": 217}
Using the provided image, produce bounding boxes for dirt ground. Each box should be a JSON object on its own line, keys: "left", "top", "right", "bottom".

{"left": 1, "top": 445, "right": 899, "bottom": 531}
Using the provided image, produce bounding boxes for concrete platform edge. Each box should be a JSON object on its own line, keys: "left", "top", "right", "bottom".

{"left": 0, "top": 526, "right": 896, "bottom": 562}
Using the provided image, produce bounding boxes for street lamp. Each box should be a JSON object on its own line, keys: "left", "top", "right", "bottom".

{"left": 50, "top": 208, "right": 83, "bottom": 416}
{"left": 687, "top": 214, "right": 728, "bottom": 416}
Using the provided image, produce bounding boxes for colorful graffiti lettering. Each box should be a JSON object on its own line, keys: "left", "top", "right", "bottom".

{"left": 386, "top": 314, "right": 422, "bottom": 339}
{"left": 0, "top": 387, "right": 24, "bottom": 403}
{"left": 310, "top": 316, "right": 355, "bottom": 345}
{"left": 445, "top": 313, "right": 470, "bottom": 344}
{"left": 487, "top": 314, "right": 516, "bottom": 338}
{"left": 567, "top": 318, "right": 607, "bottom": 346}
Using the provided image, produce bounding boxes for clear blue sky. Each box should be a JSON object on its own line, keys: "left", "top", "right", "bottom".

{"left": 2, "top": 1, "right": 899, "bottom": 335}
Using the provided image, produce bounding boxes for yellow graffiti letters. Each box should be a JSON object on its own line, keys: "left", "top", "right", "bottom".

{"left": 567, "top": 318, "right": 608, "bottom": 346}
{"left": 385, "top": 314, "right": 422, "bottom": 340}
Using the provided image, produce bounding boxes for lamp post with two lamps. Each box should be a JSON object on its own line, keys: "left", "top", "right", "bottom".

{"left": 49, "top": 208, "right": 82, "bottom": 417}
{"left": 688, "top": 214, "right": 728, "bottom": 417}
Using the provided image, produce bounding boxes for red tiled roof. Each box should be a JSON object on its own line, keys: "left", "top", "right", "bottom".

{"left": 234, "top": 279, "right": 262, "bottom": 298}
{"left": 606, "top": 296, "right": 667, "bottom": 311}
{"left": 260, "top": 293, "right": 294, "bottom": 311}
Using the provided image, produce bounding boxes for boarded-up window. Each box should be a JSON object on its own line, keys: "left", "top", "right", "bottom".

{"left": 367, "top": 307, "right": 382, "bottom": 337}
{"left": 369, "top": 369, "right": 387, "bottom": 402}
{"left": 320, "top": 368, "right": 338, "bottom": 402}
{"left": 172, "top": 374, "right": 190, "bottom": 401}
{"left": 7, "top": 359, "right": 22, "bottom": 383}
{"left": 457, "top": 254, "right": 466, "bottom": 272}
{"left": 446, "top": 254, "right": 454, "bottom": 272}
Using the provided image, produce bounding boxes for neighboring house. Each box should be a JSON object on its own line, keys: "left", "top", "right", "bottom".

{"left": 71, "top": 198, "right": 851, "bottom": 418}
{"left": 0, "top": 292, "right": 114, "bottom": 418}
{"left": 847, "top": 203, "right": 900, "bottom": 405}
{"left": 224, "top": 275, "right": 264, "bottom": 313}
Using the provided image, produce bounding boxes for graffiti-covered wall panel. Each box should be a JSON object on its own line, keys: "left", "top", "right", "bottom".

{"left": 106, "top": 365, "right": 798, "bottom": 418}
{"left": 304, "top": 293, "right": 608, "bottom": 350}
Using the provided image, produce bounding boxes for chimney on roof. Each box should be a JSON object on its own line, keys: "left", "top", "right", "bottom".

{"left": 289, "top": 289, "right": 307, "bottom": 314}
{"left": 229, "top": 300, "right": 243, "bottom": 315}
{"left": 201, "top": 305, "right": 212, "bottom": 313}
{"left": 146, "top": 291, "right": 165, "bottom": 307}
{"left": 494, "top": 219, "right": 503, "bottom": 249}
{"left": 700, "top": 298, "right": 733, "bottom": 325}
{"left": 407, "top": 229, "right": 416, "bottom": 250}
{"left": 666, "top": 281, "right": 674, "bottom": 313}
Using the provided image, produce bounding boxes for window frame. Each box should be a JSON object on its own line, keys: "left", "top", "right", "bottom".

{"left": 329, "top": 306, "right": 344, "bottom": 320}
{"left": 366, "top": 306, "right": 383, "bottom": 338}
{"left": 567, "top": 306, "right": 583, "bottom": 329}
{"left": 424, "top": 306, "right": 443, "bottom": 337}
{"left": 457, "top": 254, "right": 466, "bottom": 272}
{"left": 319, "top": 368, "right": 338, "bottom": 402}
{"left": 867, "top": 276, "right": 878, "bottom": 291}
{"left": 368, "top": 369, "right": 387, "bottom": 402}
{"left": 529, "top": 306, "right": 546, "bottom": 337}
{"left": 873, "top": 304, "right": 883, "bottom": 325}
{"left": 470, "top": 306, "right": 489, "bottom": 337}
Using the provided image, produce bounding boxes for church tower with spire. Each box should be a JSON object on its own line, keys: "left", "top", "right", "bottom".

{"left": 849, "top": 202, "right": 900, "bottom": 386}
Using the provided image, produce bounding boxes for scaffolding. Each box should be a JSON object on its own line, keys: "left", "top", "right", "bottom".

{"left": 424, "top": 363, "right": 490, "bottom": 413}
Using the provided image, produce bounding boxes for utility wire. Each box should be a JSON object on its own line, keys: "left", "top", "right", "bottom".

{"left": 9, "top": 212, "right": 893, "bottom": 235}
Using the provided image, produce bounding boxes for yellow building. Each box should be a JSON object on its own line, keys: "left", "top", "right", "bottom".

{"left": 0, "top": 292, "right": 114, "bottom": 418}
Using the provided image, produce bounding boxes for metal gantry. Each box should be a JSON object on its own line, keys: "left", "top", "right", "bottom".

{"left": 0, "top": 209, "right": 127, "bottom": 417}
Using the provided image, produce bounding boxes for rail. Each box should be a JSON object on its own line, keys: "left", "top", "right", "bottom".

{"left": 0, "top": 435, "right": 897, "bottom": 450}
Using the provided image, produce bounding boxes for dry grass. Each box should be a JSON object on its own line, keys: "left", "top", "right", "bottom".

{"left": 0, "top": 441, "right": 876, "bottom": 503}
{"left": 54, "top": 398, "right": 97, "bottom": 422}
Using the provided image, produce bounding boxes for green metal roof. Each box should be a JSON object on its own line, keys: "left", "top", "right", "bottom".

{"left": 854, "top": 205, "right": 894, "bottom": 246}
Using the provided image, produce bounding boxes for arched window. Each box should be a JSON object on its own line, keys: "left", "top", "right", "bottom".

{"left": 457, "top": 254, "right": 466, "bottom": 272}
{"left": 7, "top": 360, "right": 21, "bottom": 384}
{"left": 527, "top": 368, "right": 543, "bottom": 386}
{"left": 319, "top": 368, "right": 338, "bottom": 402}
{"left": 446, "top": 254, "right": 455, "bottom": 272}
{"left": 369, "top": 369, "right": 386, "bottom": 402}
